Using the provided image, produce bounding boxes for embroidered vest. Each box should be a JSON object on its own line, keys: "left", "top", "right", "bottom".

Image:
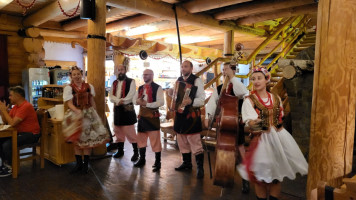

{"left": 248, "top": 93, "right": 283, "bottom": 130}
{"left": 71, "top": 83, "right": 92, "bottom": 110}
{"left": 137, "top": 82, "right": 160, "bottom": 104}
{"left": 112, "top": 78, "right": 133, "bottom": 98}
{"left": 217, "top": 83, "right": 235, "bottom": 96}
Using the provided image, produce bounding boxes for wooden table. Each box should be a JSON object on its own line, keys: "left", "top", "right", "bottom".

{"left": 0, "top": 127, "right": 18, "bottom": 178}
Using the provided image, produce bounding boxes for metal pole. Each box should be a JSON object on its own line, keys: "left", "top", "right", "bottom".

{"left": 172, "top": 4, "right": 182, "bottom": 65}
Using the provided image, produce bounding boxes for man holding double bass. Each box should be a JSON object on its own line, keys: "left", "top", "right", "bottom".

{"left": 171, "top": 60, "right": 206, "bottom": 179}
{"left": 205, "top": 62, "right": 250, "bottom": 193}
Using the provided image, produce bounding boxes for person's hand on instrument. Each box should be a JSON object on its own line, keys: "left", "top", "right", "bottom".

{"left": 249, "top": 119, "right": 263, "bottom": 134}
{"left": 182, "top": 97, "right": 192, "bottom": 106}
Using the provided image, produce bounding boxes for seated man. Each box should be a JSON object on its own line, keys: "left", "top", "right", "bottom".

{"left": 0, "top": 86, "right": 40, "bottom": 177}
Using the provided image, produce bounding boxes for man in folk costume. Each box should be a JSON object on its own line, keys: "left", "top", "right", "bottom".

{"left": 109, "top": 64, "right": 138, "bottom": 161}
{"left": 173, "top": 60, "right": 205, "bottom": 179}
{"left": 133, "top": 69, "right": 164, "bottom": 172}
{"left": 205, "top": 62, "right": 250, "bottom": 193}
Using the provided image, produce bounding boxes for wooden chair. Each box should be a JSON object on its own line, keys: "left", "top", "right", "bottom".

{"left": 17, "top": 109, "right": 48, "bottom": 171}
{"left": 311, "top": 176, "right": 356, "bottom": 200}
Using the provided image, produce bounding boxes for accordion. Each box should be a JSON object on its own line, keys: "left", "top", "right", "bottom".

{"left": 170, "top": 81, "right": 198, "bottom": 113}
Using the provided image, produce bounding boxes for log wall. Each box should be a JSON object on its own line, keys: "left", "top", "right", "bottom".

{"left": 1, "top": 15, "right": 45, "bottom": 86}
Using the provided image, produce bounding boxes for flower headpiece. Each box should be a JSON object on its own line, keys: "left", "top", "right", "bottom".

{"left": 252, "top": 65, "right": 270, "bottom": 80}
{"left": 69, "top": 66, "right": 83, "bottom": 74}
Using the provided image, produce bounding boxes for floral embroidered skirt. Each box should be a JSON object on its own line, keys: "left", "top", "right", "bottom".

{"left": 63, "top": 107, "right": 110, "bottom": 149}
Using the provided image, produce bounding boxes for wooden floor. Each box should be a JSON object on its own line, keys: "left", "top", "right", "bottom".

{"left": 0, "top": 140, "right": 307, "bottom": 200}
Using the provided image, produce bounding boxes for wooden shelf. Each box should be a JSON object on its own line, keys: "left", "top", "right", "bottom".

{"left": 41, "top": 97, "right": 63, "bottom": 102}
{"left": 43, "top": 84, "right": 65, "bottom": 88}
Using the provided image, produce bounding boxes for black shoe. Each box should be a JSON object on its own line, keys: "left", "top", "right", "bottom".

{"left": 152, "top": 162, "right": 161, "bottom": 172}
{"left": 70, "top": 155, "right": 83, "bottom": 174}
{"left": 113, "top": 142, "right": 124, "bottom": 158}
{"left": 0, "top": 169, "right": 11, "bottom": 177}
{"left": 131, "top": 143, "right": 139, "bottom": 162}
{"left": 152, "top": 152, "right": 161, "bottom": 172}
{"left": 242, "top": 179, "right": 250, "bottom": 193}
{"left": 106, "top": 143, "right": 119, "bottom": 152}
{"left": 152, "top": 152, "right": 161, "bottom": 168}
{"left": 83, "top": 155, "right": 90, "bottom": 174}
{"left": 175, "top": 162, "right": 192, "bottom": 171}
{"left": 269, "top": 196, "right": 278, "bottom": 200}
{"left": 175, "top": 153, "right": 192, "bottom": 171}
{"left": 134, "top": 148, "right": 146, "bottom": 168}
{"left": 196, "top": 153, "right": 204, "bottom": 179}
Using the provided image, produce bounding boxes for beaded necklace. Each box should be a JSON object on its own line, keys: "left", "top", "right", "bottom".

{"left": 254, "top": 91, "right": 273, "bottom": 108}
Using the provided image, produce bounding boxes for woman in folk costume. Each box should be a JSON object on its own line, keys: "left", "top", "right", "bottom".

{"left": 238, "top": 66, "right": 308, "bottom": 200}
{"left": 62, "top": 66, "right": 109, "bottom": 174}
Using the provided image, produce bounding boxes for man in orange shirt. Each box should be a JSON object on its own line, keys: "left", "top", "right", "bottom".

{"left": 0, "top": 86, "right": 40, "bottom": 177}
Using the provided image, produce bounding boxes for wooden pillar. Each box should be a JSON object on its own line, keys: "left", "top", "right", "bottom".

{"left": 86, "top": 0, "right": 107, "bottom": 156}
{"left": 222, "top": 30, "right": 234, "bottom": 84}
{"left": 306, "top": 0, "right": 356, "bottom": 198}
{"left": 223, "top": 30, "right": 234, "bottom": 57}
{"left": 87, "top": 0, "right": 106, "bottom": 121}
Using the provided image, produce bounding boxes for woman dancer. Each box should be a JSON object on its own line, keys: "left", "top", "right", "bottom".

{"left": 63, "top": 66, "right": 109, "bottom": 174}
{"left": 238, "top": 66, "right": 308, "bottom": 200}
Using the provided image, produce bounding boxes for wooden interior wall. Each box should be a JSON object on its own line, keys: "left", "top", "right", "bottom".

{"left": 306, "top": 0, "right": 356, "bottom": 198}
{"left": 1, "top": 15, "right": 26, "bottom": 86}
{"left": 1, "top": 15, "right": 45, "bottom": 86}
{"left": 7, "top": 35, "right": 27, "bottom": 86}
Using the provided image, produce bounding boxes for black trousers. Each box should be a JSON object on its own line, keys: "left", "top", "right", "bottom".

{"left": 0, "top": 132, "right": 40, "bottom": 165}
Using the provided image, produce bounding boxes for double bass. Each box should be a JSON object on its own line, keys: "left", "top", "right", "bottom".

{"left": 212, "top": 77, "right": 240, "bottom": 187}
{"left": 209, "top": 44, "right": 245, "bottom": 187}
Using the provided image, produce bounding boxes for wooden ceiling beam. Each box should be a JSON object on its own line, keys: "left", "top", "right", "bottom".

{"left": 214, "top": 0, "right": 315, "bottom": 20}
{"left": 62, "top": 8, "right": 128, "bottom": 31}
{"left": 39, "top": 29, "right": 86, "bottom": 39}
{"left": 142, "top": 26, "right": 201, "bottom": 40}
{"left": 23, "top": 0, "right": 80, "bottom": 27}
{"left": 236, "top": 4, "right": 318, "bottom": 25}
{"left": 38, "top": 21, "right": 62, "bottom": 30}
{"left": 192, "top": 36, "right": 266, "bottom": 47}
{"left": 107, "top": 0, "right": 266, "bottom": 36}
{"left": 106, "top": 15, "right": 161, "bottom": 33}
{"left": 117, "top": 20, "right": 179, "bottom": 37}
{"left": 182, "top": 0, "right": 252, "bottom": 13}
